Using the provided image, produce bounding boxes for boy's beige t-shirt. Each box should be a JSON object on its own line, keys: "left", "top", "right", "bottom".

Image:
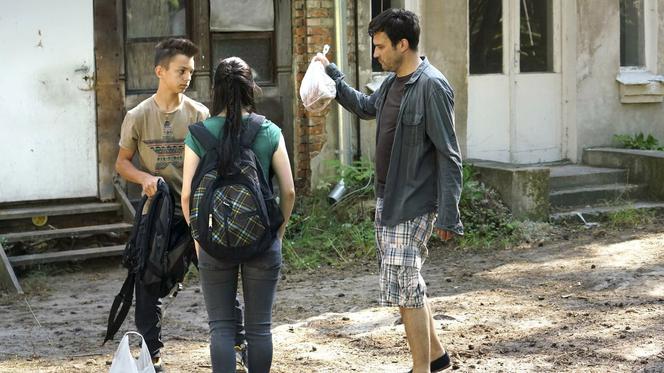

{"left": 119, "top": 94, "right": 209, "bottom": 209}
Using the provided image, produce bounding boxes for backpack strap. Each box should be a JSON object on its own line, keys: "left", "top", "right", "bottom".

{"left": 188, "top": 121, "right": 218, "bottom": 152}
{"left": 102, "top": 271, "right": 135, "bottom": 345}
{"left": 240, "top": 113, "right": 266, "bottom": 148}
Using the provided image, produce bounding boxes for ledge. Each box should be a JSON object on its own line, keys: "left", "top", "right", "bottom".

{"left": 583, "top": 147, "right": 664, "bottom": 199}
{"left": 616, "top": 71, "right": 664, "bottom": 104}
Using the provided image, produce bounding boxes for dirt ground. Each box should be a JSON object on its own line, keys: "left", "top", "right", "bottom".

{"left": 1, "top": 221, "right": 663, "bottom": 373}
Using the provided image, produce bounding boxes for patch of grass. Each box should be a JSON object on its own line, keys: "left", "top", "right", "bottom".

{"left": 284, "top": 160, "right": 376, "bottom": 269}
{"left": 283, "top": 190, "right": 375, "bottom": 270}
{"left": 15, "top": 263, "right": 82, "bottom": 296}
{"left": 606, "top": 207, "right": 656, "bottom": 228}
{"left": 183, "top": 262, "right": 200, "bottom": 285}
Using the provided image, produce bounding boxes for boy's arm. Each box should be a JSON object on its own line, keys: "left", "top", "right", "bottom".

{"left": 313, "top": 54, "right": 379, "bottom": 120}
{"left": 115, "top": 147, "right": 161, "bottom": 197}
{"left": 116, "top": 111, "right": 161, "bottom": 197}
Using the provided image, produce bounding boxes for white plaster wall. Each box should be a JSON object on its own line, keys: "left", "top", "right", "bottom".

{"left": 0, "top": 0, "right": 97, "bottom": 202}
{"left": 659, "top": 0, "right": 664, "bottom": 81}
{"left": 357, "top": 0, "right": 377, "bottom": 163}
{"left": 421, "top": 0, "right": 469, "bottom": 158}
{"left": 575, "top": 0, "right": 664, "bottom": 161}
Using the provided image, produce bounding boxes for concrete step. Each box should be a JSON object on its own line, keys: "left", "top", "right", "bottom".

{"left": 549, "top": 165, "right": 627, "bottom": 191}
{"left": 0, "top": 222, "right": 132, "bottom": 244}
{"left": 8, "top": 245, "right": 125, "bottom": 267}
{"left": 551, "top": 201, "right": 664, "bottom": 222}
{"left": 549, "top": 183, "right": 647, "bottom": 208}
{"left": 0, "top": 202, "right": 121, "bottom": 221}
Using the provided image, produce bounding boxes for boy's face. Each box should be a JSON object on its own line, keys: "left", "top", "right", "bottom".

{"left": 155, "top": 54, "right": 195, "bottom": 94}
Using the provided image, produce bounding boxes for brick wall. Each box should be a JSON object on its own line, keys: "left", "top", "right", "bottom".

{"left": 292, "top": 0, "right": 337, "bottom": 190}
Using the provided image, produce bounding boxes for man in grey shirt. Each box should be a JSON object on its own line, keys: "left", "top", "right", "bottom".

{"left": 315, "top": 8, "right": 463, "bottom": 373}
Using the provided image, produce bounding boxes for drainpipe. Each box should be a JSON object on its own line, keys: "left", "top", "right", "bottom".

{"left": 334, "top": 0, "right": 352, "bottom": 165}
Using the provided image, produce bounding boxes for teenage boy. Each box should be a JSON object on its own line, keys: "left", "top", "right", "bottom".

{"left": 115, "top": 38, "right": 245, "bottom": 372}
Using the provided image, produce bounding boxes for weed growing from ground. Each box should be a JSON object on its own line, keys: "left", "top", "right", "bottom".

{"left": 606, "top": 207, "right": 656, "bottom": 228}
{"left": 458, "top": 165, "right": 524, "bottom": 249}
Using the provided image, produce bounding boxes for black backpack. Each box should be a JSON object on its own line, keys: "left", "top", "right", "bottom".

{"left": 103, "top": 181, "right": 195, "bottom": 344}
{"left": 188, "top": 113, "right": 283, "bottom": 263}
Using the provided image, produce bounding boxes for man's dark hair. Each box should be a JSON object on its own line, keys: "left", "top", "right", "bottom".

{"left": 368, "top": 8, "right": 420, "bottom": 51}
{"left": 154, "top": 38, "right": 200, "bottom": 67}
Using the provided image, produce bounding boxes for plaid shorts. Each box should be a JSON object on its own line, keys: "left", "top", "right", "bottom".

{"left": 375, "top": 198, "right": 436, "bottom": 308}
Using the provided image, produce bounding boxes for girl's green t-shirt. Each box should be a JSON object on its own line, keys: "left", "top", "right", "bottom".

{"left": 183, "top": 116, "right": 282, "bottom": 180}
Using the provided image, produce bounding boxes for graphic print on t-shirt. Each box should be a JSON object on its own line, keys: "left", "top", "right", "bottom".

{"left": 143, "top": 119, "right": 184, "bottom": 174}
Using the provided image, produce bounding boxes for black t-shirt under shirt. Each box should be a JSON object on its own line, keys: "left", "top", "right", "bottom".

{"left": 375, "top": 73, "right": 412, "bottom": 198}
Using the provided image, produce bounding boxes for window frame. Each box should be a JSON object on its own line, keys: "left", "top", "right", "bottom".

{"left": 209, "top": 31, "right": 277, "bottom": 86}
{"left": 123, "top": 0, "right": 192, "bottom": 95}
{"left": 620, "top": 0, "right": 658, "bottom": 73}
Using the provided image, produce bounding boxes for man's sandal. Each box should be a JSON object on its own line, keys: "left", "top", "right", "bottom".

{"left": 407, "top": 351, "right": 451, "bottom": 373}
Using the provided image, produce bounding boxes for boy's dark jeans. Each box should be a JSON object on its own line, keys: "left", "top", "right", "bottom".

{"left": 134, "top": 275, "right": 246, "bottom": 359}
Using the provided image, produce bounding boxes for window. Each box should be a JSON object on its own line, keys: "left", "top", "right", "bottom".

{"left": 124, "top": 0, "right": 188, "bottom": 93}
{"left": 371, "top": 0, "right": 392, "bottom": 72}
{"left": 617, "top": 0, "right": 661, "bottom": 103}
{"left": 620, "top": 0, "right": 645, "bottom": 68}
{"left": 469, "top": 0, "right": 503, "bottom": 74}
{"left": 520, "top": 0, "right": 554, "bottom": 72}
{"left": 210, "top": 0, "right": 275, "bottom": 85}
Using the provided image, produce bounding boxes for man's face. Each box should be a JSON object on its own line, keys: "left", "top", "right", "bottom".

{"left": 372, "top": 31, "right": 403, "bottom": 72}
{"left": 156, "top": 54, "right": 195, "bottom": 94}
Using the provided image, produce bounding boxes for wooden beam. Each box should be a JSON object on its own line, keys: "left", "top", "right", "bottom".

{"left": 0, "top": 243, "right": 23, "bottom": 294}
{"left": 9, "top": 245, "right": 125, "bottom": 267}
{"left": 0, "top": 202, "right": 120, "bottom": 221}
{"left": 1, "top": 223, "right": 132, "bottom": 244}
{"left": 94, "top": 0, "right": 125, "bottom": 200}
{"left": 113, "top": 181, "right": 136, "bottom": 223}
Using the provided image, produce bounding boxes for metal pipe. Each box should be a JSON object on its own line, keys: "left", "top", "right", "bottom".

{"left": 335, "top": 0, "right": 352, "bottom": 165}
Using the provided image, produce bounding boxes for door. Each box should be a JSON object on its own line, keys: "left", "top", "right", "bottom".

{"left": 0, "top": 0, "right": 97, "bottom": 203}
{"left": 209, "top": 0, "right": 293, "bottom": 159}
{"left": 468, "top": 0, "right": 562, "bottom": 164}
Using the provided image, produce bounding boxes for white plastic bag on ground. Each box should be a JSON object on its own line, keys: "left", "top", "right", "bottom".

{"left": 300, "top": 45, "right": 336, "bottom": 113}
{"left": 109, "top": 332, "right": 156, "bottom": 373}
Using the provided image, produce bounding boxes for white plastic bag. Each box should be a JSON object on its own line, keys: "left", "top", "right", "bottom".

{"left": 109, "top": 332, "right": 156, "bottom": 373}
{"left": 299, "top": 45, "right": 336, "bottom": 113}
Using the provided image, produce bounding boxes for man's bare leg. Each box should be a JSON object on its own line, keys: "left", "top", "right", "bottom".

{"left": 400, "top": 305, "right": 431, "bottom": 373}
{"left": 425, "top": 297, "right": 445, "bottom": 361}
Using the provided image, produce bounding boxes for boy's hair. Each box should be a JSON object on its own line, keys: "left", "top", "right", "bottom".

{"left": 154, "top": 38, "right": 200, "bottom": 68}
{"left": 368, "top": 8, "right": 420, "bottom": 51}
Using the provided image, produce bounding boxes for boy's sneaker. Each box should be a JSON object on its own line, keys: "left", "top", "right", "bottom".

{"left": 152, "top": 356, "right": 165, "bottom": 373}
{"left": 235, "top": 342, "right": 248, "bottom": 372}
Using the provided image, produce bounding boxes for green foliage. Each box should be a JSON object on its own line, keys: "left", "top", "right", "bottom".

{"left": 606, "top": 207, "right": 655, "bottom": 228}
{"left": 283, "top": 190, "right": 375, "bottom": 269}
{"left": 284, "top": 162, "right": 532, "bottom": 268}
{"left": 458, "top": 165, "right": 521, "bottom": 248}
{"left": 285, "top": 159, "right": 376, "bottom": 269}
{"left": 324, "top": 159, "right": 375, "bottom": 201}
{"left": 613, "top": 133, "right": 664, "bottom": 151}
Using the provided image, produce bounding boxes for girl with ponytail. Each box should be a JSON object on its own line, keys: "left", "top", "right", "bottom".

{"left": 181, "top": 57, "right": 295, "bottom": 373}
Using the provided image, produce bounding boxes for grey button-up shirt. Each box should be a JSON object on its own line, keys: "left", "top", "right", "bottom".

{"left": 325, "top": 57, "right": 463, "bottom": 234}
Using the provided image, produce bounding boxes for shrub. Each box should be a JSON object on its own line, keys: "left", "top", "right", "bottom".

{"left": 613, "top": 133, "right": 664, "bottom": 151}
{"left": 458, "top": 165, "right": 521, "bottom": 248}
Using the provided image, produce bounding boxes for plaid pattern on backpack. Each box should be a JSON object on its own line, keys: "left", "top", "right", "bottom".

{"left": 188, "top": 114, "right": 283, "bottom": 262}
